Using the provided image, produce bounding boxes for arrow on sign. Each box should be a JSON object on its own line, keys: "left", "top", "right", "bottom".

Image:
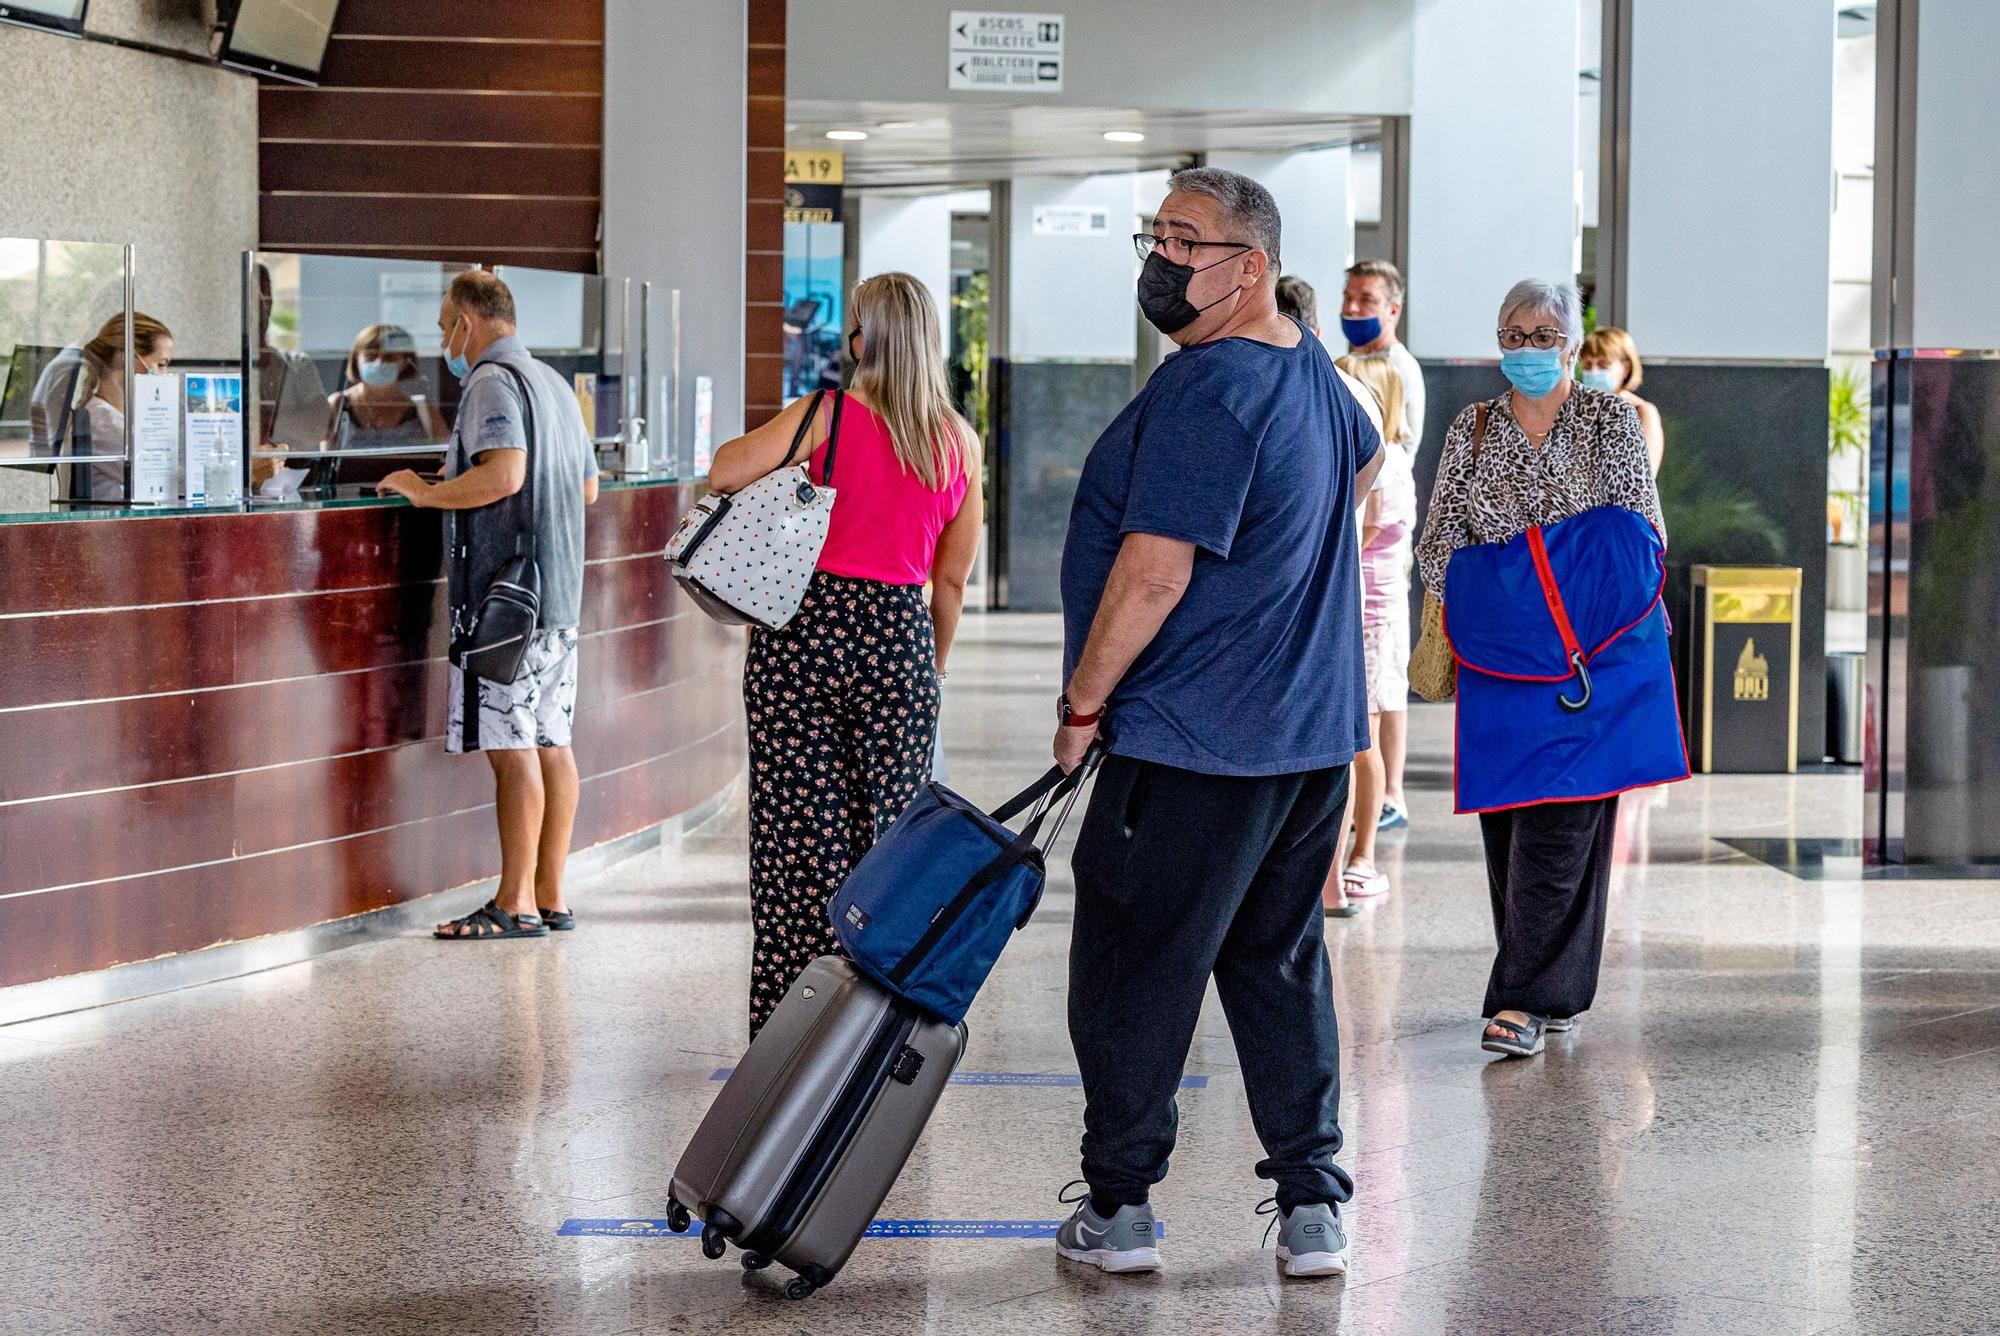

{"left": 957, "top": 61, "right": 968, "bottom": 77}
{"left": 956, "top": 23, "right": 967, "bottom": 38}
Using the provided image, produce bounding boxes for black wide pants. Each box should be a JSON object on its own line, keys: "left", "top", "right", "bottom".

{"left": 1068, "top": 755, "right": 1353, "bottom": 1213}
{"left": 1479, "top": 796, "right": 1620, "bottom": 1020}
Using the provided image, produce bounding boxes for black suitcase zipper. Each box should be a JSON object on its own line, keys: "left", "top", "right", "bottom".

{"left": 738, "top": 996, "right": 920, "bottom": 1259}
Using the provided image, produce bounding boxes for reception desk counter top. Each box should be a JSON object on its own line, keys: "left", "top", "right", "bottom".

{"left": 0, "top": 477, "right": 743, "bottom": 991}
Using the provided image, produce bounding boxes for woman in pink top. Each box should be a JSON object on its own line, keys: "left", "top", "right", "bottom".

{"left": 710, "top": 272, "right": 982, "bottom": 1036}
{"left": 1334, "top": 355, "right": 1416, "bottom": 906}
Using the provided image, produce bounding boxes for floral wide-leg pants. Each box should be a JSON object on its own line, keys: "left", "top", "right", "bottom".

{"left": 742, "top": 571, "right": 939, "bottom": 1037}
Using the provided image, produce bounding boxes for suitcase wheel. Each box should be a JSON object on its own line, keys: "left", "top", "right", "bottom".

{"left": 666, "top": 1199, "right": 691, "bottom": 1235}
{"left": 700, "top": 1224, "right": 728, "bottom": 1260}
{"left": 785, "top": 1276, "right": 816, "bottom": 1301}
{"left": 741, "top": 1252, "right": 771, "bottom": 1271}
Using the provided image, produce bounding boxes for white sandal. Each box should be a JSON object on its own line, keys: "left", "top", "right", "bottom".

{"left": 1342, "top": 863, "right": 1390, "bottom": 899}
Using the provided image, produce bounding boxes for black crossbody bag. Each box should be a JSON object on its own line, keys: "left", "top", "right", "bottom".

{"left": 453, "top": 361, "right": 543, "bottom": 688}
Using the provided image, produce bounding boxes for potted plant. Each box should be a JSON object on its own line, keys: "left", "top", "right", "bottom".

{"left": 1826, "top": 368, "right": 1868, "bottom": 611}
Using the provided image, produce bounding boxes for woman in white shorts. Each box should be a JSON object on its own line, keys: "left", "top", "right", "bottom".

{"left": 1337, "top": 355, "right": 1416, "bottom": 901}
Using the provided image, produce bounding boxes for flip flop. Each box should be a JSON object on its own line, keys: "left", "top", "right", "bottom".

{"left": 1327, "top": 901, "right": 1364, "bottom": 919}
{"left": 1481, "top": 1013, "right": 1547, "bottom": 1058}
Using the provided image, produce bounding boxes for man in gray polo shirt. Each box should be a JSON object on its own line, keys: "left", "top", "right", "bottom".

{"left": 378, "top": 270, "right": 599, "bottom": 940}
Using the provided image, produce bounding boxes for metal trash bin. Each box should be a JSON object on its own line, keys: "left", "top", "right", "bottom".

{"left": 1826, "top": 651, "right": 1865, "bottom": 765}
{"left": 1686, "top": 566, "right": 1802, "bottom": 773}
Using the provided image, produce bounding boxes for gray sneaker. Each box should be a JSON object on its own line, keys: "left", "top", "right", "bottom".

{"left": 1268, "top": 1200, "right": 1350, "bottom": 1278}
{"left": 1055, "top": 1184, "right": 1162, "bottom": 1273}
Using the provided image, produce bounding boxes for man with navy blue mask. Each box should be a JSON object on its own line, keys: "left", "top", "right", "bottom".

{"left": 1340, "top": 260, "right": 1425, "bottom": 457}
{"left": 1052, "top": 168, "right": 1382, "bottom": 1280}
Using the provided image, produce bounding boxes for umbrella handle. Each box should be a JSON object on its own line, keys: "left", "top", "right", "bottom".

{"left": 1557, "top": 650, "right": 1592, "bottom": 713}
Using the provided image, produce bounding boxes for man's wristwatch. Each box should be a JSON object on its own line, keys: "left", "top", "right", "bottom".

{"left": 1058, "top": 691, "right": 1103, "bottom": 729}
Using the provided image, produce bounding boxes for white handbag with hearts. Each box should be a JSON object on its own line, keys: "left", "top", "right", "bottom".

{"left": 665, "top": 389, "right": 843, "bottom": 629}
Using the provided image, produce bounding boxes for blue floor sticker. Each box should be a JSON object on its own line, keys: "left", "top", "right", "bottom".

{"left": 707, "top": 1068, "right": 1207, "bottom": 1089}
{"left": 561, "top": 1218, "right": 1165, "bottom": 1240}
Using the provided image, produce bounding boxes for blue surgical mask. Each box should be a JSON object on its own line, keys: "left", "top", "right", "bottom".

{"left": 443, "top": 318, "right": 471, "bottom": 381}
{"left": 1579, "top": 367, "right": 1621, "bottom": 394}
{"left": 1340, "top": 314, "right": 1383, "bottom": 348}
{"left": 357, "top": 358, "right": 399, "bottom": 389}
{"left": 1501, "top": 347, "right": 1566, "bottom": 399}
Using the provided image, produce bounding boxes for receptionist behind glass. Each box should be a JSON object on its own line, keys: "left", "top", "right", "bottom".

{"left": 330, "top": 324, "right": 445, "bottom": 450}
{"left": 69, "top": 312, "right": 174, "bottom": 501}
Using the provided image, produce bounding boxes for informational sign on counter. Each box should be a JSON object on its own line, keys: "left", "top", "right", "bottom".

{"left": 1031, "top": 204, "right": 1109, "bottom": 236}
{"left": 693, "top": 376, "right": 714, "bottom": 477}
{"left": 949, "top": 11, "right": 1064, "bottom": 92}
{"left": 183, "top": 374, "right": 243, "bottom": 506}
{"left": 130, "top": 372, "right": 179, "bottom": 504}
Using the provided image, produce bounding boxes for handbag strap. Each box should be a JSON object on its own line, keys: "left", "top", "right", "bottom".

{"left": 452, "top": 357, "right": 542, "bottom": 608}
{"left": 776, "top": 389, "right": 846, "bottom": 484}
{"left": 778, "top": 389, "right": 826, "bottom": 468}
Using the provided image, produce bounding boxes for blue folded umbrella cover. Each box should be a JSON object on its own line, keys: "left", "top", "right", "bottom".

{"left": 1443, "top": 506, "right": 1689, "bottom": 813}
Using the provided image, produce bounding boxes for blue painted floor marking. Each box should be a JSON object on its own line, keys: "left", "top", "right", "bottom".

{"left": 707, "top": 1068, "right": 1207, "bottom": 1089}
{"left": 560, "top": 1217, "right": 1165, "bottom": 1240}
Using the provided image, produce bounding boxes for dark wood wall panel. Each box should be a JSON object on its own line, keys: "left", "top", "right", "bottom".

{"left": 262, "top": 143, "right": 603, "bottom": 198}
{"left": 0, "top": 484, "right": 745, "bottom": 990}
{"left": 333, "top": 0, "right": 602, "bottom": 41}
{"left": 745, "top": 0, "right": 787, "bottom": 429}
{"left": 257, "top": 5, "right": 604, "bottom": 274}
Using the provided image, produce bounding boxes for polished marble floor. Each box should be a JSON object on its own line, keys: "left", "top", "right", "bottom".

{"left": 4, "top": 615, "right": 1998, "bottom": 1335}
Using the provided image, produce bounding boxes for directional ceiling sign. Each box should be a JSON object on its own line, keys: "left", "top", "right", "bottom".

{"left": 949, "top": 11, "right": 1065, "bottom": 93}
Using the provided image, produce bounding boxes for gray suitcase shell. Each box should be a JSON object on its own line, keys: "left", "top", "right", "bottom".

{"left": 668, "top": 955, "right": 965, "bottom": 1298}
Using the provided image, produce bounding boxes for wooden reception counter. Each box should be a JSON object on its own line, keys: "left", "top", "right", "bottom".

{"left": 0, "top": 479, "right": 743, "bottom": 995}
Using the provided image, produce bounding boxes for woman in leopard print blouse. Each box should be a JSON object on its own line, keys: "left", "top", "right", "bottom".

{"left": 1416, "top": 279, "right": 1667, "bottom": 1061}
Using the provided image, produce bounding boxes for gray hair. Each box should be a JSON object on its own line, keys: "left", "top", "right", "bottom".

{"left": 1498, "top": 279, "right": 1583, "bottom": 356}
{"left": 1168, "top": 166, "right": 1281, "bottom": 271}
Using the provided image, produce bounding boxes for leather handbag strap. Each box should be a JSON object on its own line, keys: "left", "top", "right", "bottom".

{"left": 451, "top": 358, "right": 543, "bottom": 608}
{"left": 778, "top": 389, "right": 826, "bottom": 469}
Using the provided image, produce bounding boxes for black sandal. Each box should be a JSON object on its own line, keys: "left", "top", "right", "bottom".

{"left": 540, "top": 909, "right": 576, "bottom": 932}
{"left": 1481, "top": 1013, "right": 1547, "bottom": 1058}
{"left": 435, "top": 900, "right": 549, "bottom": 940}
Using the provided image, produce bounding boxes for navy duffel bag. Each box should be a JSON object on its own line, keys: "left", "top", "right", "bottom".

{"left": 829, "top": 751, "right": 1100, "bottom": 1024}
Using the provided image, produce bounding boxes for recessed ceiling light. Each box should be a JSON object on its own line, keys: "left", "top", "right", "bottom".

{"left": 1104, "top": 130, "right": 1146, "bottom": 144}
{"left": 878, "top": 120, "right": 913, "bottom": 130}
{"left": 827, "top": 129, "right": 868, "bottom": 141}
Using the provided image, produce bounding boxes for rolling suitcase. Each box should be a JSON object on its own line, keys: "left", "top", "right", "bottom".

{"left": 667, "top": 955, "right": 966, "bottom": 1300}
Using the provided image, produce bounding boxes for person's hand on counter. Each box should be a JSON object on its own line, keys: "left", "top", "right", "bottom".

{"left": 377, "top": 470, "right": 432, "bottom": 506}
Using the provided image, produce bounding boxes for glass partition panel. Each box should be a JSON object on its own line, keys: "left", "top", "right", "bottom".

{"left": 491, "top": 263, "right": 626, "bottom": 462}
{"left": 245, "top": 252, "right": 469, "bottom": 499}
{"left": 0, "top": 238, "right": 135, "bottom": 511}
{"left": 247, "top": 254, "right": 649, "bottom": 498}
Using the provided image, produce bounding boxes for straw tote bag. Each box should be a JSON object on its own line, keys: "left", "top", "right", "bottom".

{"left": 1409, "top": 402, "right": 1487, "bottom": 702}
{"left": 665, "top": 390, "right": 843, "bottom": 630}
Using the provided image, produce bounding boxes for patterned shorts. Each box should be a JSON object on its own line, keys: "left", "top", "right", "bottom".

{"left": 447, "top": 627, "right": 580, "bottom": 753}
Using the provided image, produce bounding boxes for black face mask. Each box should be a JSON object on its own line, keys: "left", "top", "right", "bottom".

{"left": 1136, "top": 247, "right": 1247, "bottom": 335}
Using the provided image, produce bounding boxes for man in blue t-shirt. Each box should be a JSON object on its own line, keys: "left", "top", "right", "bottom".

{"left": 1051, "top": 168, "right": 1382, "bottom": 1280}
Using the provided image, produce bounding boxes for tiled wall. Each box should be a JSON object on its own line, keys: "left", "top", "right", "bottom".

{"left": 745, "top": 0, "right": 788, "bottom": 429}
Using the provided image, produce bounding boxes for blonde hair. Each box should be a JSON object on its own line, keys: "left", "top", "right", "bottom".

{"left": 1580, "top": 326, "right": 1644, "bottom": 390}
{"left": 76, "top": 311, "right": 172, "bottom": 407}
{"left": 1336, "top": 353, "right": 1409, "bottom": 448}
{"left": 849, "top": 272, "right": 978, "bottom": 491}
